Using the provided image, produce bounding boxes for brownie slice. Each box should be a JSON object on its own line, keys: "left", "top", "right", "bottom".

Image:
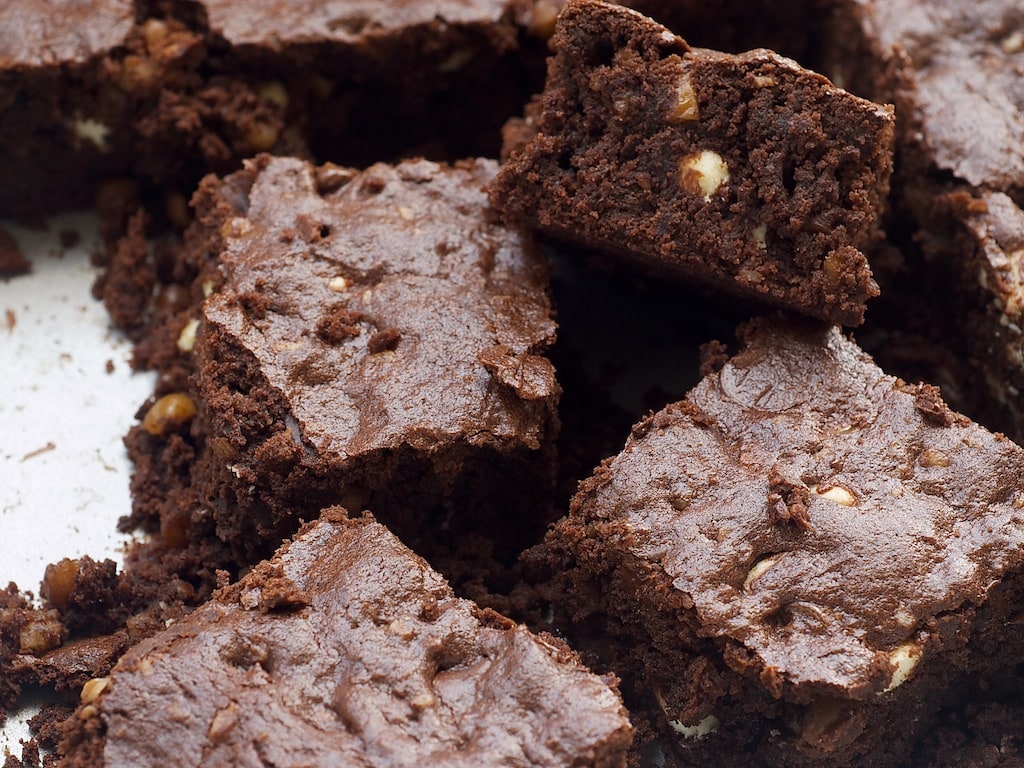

{"left": 821, "top": 0, "right": 1024, "bottom": 440}
{"left": 535, "top": 316, "right": 1024, "bottom": 766}
{"left": 127, "top": 155, "right": 559, "bottom": 587}
{"left": 0, "top": 0, "right": 560, "bottom": 224}
{"left": 0, "top": 0, "right": 138, "bottom": 220}
{"left": 490, "top": 0, "right": 894, "bottom": 327}
{"left": 58, "top": 509, "right": 633, "bottom": 767}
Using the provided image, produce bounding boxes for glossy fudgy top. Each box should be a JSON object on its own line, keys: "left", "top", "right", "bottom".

{"left": 199, "top": 0, "right": 519, "bottom": 46}
{"left": 853, "top": 0, "right": 1024, "bottom": 189}
{"left": 0, "top": 0, "right": 134, "bottom": 68}
{"left": 201, "top": 156, "right": 557, "bottom": 459}
{"left": 573, "top": 317, "right": 1024, "bottom": 698}
{"left": 92, "top": 510, "right": 633, "bottom": 766}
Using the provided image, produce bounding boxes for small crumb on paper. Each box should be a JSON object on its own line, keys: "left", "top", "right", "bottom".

{"left": 22, "top": 442, "right": 56, "bottom": 462}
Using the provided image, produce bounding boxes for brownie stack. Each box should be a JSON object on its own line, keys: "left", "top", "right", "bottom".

{"left": 3, "top": 1, "right": 1024, "bottom": 766}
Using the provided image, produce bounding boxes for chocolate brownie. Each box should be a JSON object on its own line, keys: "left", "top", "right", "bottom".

{"left": 0, "top": 0, "right": 138, "bottom": 220}
{"left": 0, "top": 0, "right": 559, "bottom": 224}
{"left": 821, "top": 0, "right": 1024, "bottom": 439}
{"left": 535, "top": 316, "right": 1024, "bottom": 766}
{"left": 490, "top": 0, "right": 894, "bottom": 326}
{"left": 127, "top": 155, "right": 559, "bottom": 587}
{"left": 58, "top": 509, "right": 633, "bottom": 767}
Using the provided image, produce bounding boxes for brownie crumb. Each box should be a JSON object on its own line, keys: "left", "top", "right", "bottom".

{"left": 0, "top": 226, "right": 30, "bottom": 276}
{"left": 367, "top": 327, "right": 401, "bottom": 353}
{"left": 314, "top": 306, "right": 363, "bottom": 344}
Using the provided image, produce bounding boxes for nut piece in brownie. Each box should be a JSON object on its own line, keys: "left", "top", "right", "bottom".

{"left": 490, "top": 0, "right": 893, "bottom": 326}
{"left": 128, "top": 155, "right": 559, "bottom": 584}
{"left": 536, "top": 316, "right": 1024, "bottom": 766}
{"left": 58, "top": 509, "right": 633, "bottom": 767}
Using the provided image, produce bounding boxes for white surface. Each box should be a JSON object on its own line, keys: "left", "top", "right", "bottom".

{"left": 0, "top": 212, "right": 156, "bottom": 758}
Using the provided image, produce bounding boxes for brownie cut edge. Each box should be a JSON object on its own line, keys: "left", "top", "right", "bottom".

{"left": 490, "top": 0, "right": 894, "bottom": 326}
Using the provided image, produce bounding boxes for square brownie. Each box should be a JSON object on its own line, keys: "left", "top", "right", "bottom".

{"left": 490, "top": 0, "right": 894, "bottom": 326}
{"left": 58, "top": 509, "right": 634, "bottom": 767}
{"left": 127, "top": 155, "right": 560, "bottom": 585}
{"left": 0, "top": 0, "right": 138, "bottom": 220}
{"left": 0, "top": 0, "right": 561, "bottom": 224}
{"left": 821, "top": 0, "right": 1024, "bottom": 440}
{"left": 536, "top": 316, "right": 1024, "bottom": 766}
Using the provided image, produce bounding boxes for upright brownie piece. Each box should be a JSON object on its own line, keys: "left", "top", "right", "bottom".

{"left": 128, "top": 155, "right": 559, "bottom": 581}
{"left": 537, "top": 316, "right": 1024, "bottom": 766}
{"left": 490, "top": 0, "right": 894, "bottom": 326}
{"left": 58, "top": 510, "right": 633, "bottom": 767}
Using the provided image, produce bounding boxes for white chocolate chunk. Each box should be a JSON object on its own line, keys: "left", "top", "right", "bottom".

{"left": 669, "top": 714, "right": 720, "bottom": 739}
{"left": 72, "top": 118, "right": 110, "bottom": 150}
{"left": 1002, "top": 30, "right": 1024, "bottom": 54}
{"left": 328, "top": 276, "right": 349, "bottom": 292}
{"left": 743, "top": 553, "right": 782, "bottom": 592}
{"left": 80, "top": 676, "right": 110, "bottom": 704}
{"left": 671, "top": 73, "right": 699, "bottom": 122}
{"left": 880, "top": 641, "right": 923, "bottom": 694}
{"left": 812, "top": 483, "right": 856, "bottom": 506}
{"left": 680, "top": 151, "right": 729, "bottom": 200}
{"left": 177, "top": 318, "right": 200, "bottom": 353}
{"left": 752, "top": 223, "right": 768, "bottom": 249}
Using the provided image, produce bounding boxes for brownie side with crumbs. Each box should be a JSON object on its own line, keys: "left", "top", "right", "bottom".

{"left": 126, "top": 155, "right": 560, "bottom": 589}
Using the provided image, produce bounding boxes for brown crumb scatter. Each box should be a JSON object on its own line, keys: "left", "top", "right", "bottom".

{"left": 367, "top": 328, "right": 401, "bottom": 353}
{"left": 21, "top": 442, "right": 56, "bottom": 462}
{"left": 97, "top": 210, "right": 155, "bottom": 331}
{"left": 5, "top": 309, "right": 15, "bottom": 332}
{"left": 235, "top": 291, "right": 271, "bottom": 320}
{"left": 105, "top": 360, "right": 115, "bottom": 374}
{"left": 698, "top": 340, "right": 730, "bottom": 377}
{"left": 258, "top": 577, "right": 311, "bottom": 612}
{"left": 912, "top": 383, "right": 958, "bottom": 427}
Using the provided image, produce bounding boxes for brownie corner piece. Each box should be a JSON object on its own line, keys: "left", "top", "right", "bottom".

{"left": 58, "top": 509, "right": 634, "bottom": 767}
{"left": 541, "top": 314, "right": 1024, "bottom": 766}
{"left": 490, "top": 0, "right": 894, "bottom": 326}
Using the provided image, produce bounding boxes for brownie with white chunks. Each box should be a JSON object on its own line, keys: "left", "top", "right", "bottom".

{"left": 58, "top": 510, "right": 634, "bottom": 767}
{"left": 128, "top": 155, "right": 559, "bottom": 580}
{"left": 490, "top": 0, "right": 894, "bottom": 326}
{"left": 537, "top": 316, "right": 1024, "bottom": 766}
